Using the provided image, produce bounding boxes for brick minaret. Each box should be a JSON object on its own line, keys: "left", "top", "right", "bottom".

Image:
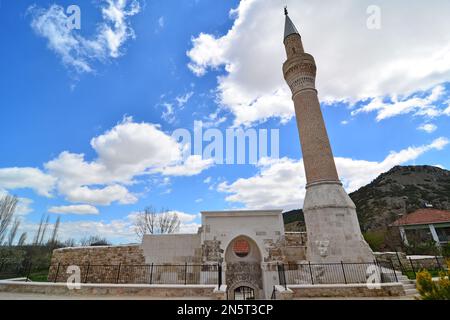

{"left": 282, "top": 9, "right": 374, "bottom": 263}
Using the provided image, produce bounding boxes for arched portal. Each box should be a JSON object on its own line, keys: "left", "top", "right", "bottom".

{"left": 224, "top": 235, "right": 263, "bottom": 299}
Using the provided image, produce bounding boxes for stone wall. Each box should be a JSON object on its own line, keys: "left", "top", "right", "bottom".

{"left": 48, "top": 245, "right": 145, "bottom": 283}
{"left": 374, "top": 252, "right": 446, "bottom": 272}
{"left": 141, "top": 234, "right": 202, "bottom": 264}
{"left": 0, "top": 281, "right": 223, "bottom": 299}
{"left": 265, "top": 232, "right": 307, "bottom": 263}
{"left": 289, "top": 283, "right": 405, "bottom": 298}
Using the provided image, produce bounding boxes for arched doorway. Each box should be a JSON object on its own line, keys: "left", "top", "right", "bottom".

{"left": 225, "top": 235, "right": 263, "bottom": 299}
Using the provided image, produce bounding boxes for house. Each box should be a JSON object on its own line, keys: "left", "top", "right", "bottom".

{"left": 391, "top": 209, "right": 450, "bottom": 247}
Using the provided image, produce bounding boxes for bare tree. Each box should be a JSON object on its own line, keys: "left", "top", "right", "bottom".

{"left": 38, "top": 215, "right": 50, "bottom": 245}
{"left": 33, "top": 214, "right": 50, "bottom": 246}
{"left": 49, "top": 216, "right": 61, "bottom": 246}
{"left": 0, "top": 195, "right": 18, "bottom": 244}
{"left": 159, "top": 210, "right": 181, "bottom": 234}
{"left": 134, "top": 206, "right": 181, "bottom": 239}
{"left": 7, "top": 218, "right": 20, "bottom": 246}
{"left": 80, "top": 235, "right": 110, "bottom": 246}
{"left": 17, "top": 232, "right": 27, "bottom": 246}
{"left": 63, "top": 238, "right": 77, "bottom": 247}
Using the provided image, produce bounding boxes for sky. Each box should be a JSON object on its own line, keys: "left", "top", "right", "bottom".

{"left": 0, "top": 0, "right": 449, "bottom": 244}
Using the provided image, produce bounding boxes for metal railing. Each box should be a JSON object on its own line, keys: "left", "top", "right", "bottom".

{"left": 0, "top": 260, "right": 34, "bottom": 281}
{"left": 49, "top": 263, "right": 222, "bottom": 286}
{"left": 276, "top": 261, "right": 400, "bottom": 286}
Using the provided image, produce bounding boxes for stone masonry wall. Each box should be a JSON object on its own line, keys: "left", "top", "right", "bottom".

{"left": 374, "top": 252, "right": 447, "bottom": 272}
{"left": 48, "top": 245, "right": 145, "bottom": 283}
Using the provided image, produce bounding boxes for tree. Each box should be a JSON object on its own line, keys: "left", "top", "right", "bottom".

{"left": 7, "top": 218, "right": 20, "bottom": 246}
{"left": 416, "top": 260, "right": 450, "bottom": 300}
{"left": 48, "top": 216, "right": 61, "bottom": 247}
{"left": 134, "top": 206, "right": 181, "bottom": 239}
{"left": 80, "top": 235, "right": 111, "bottom": 247}
{"left": 33, "top": 214, "right": 52, "bottom": 246}
{"left": 0, "top": 195, "right": 18, "bottom": 244}
{"left": 17, "top": 232, "right": 27, "bottom": 246}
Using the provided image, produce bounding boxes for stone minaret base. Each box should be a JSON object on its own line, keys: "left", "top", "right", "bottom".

{"left": 303, "top": 181, "right": 374, "bottom": 263}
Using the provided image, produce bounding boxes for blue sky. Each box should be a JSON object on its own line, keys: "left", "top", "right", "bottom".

{"left": 1, "top": 0, "right": 449, "bottom": 244}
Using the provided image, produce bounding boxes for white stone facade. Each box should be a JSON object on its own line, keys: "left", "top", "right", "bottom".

{"left": 141, "top": 210, "right": 306, "bottom": 299}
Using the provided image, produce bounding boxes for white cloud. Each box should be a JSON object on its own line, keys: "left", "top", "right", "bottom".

{"left": 43, "top": 117, "right": 210, "bottom": 205}
{"left": 48, "top": 205, "right": 99, "bottom": 215}
{"left": 160, "top": 92, "right": 194, "bottom": 123}
{"left": 176, "top": 92, "right": 194, "bottom": 108}
{"left": 417, "top": 123, "right": 437, "bottom": 133}
{"left": 0, "top": 117, "right": 212, "bottom": 207}
{"left": 158, "top": 16, "right": 165, "bottom": 29}
{"left": 15, "top": 198, "right": 34, "bottom": 216}
{"left": 203, "top": 176, "right": 212, "bottom": 184}
{"left": 218, "top": 137, "right": 449, "bottom": 210}
{"left": 28, "top": 0, "right": 140, "bottom": 73}
{"left": 162, "top": 103, "right": 175, "bottom": 123}
{"left": 352, "top": 85, "right": 447, "bottom": 121}
{"left": 155, "top": 155, "right": 213, "bottom": 177}
{"left": 18, "top": 209, "right": 200, "bottom": 244}
{"left": 0, "top": 167, "right": 55, "bottom": 197}
{"left": 64, "top": 185, "right": 137, "bottom": 206}
{"left": 187, "top": 0, "right": 450, "bottom": 126}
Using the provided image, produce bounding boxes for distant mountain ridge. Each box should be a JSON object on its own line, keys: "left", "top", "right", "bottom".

{"left": 283, "top": 165, "right": 450, "bottom": 233}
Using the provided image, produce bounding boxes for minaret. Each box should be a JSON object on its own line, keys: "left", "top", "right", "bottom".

{"left": 282, "top": 9, "right": 374, "bottom": 263}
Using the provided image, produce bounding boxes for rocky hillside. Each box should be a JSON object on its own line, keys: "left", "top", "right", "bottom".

{"left": 283, "top": 165, "right": 450, "bottom": 232}
{"left": 349, "top": 165, "right": 450, "bottom": 232}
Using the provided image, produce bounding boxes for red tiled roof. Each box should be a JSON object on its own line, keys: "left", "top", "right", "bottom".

{"left": 391, "top": 209, "right": 450, "bottom": 226}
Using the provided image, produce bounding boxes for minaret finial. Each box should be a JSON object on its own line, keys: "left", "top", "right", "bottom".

{"left": 284, "top": 6, "right": 288, "bottom": 16}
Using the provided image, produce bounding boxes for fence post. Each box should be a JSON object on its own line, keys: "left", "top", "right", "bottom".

{"left": 184, "top": 262, "right": 188, "bottom": 285}
{"left": 395, "top": 251, "right": 404, "bottom": 273}
{"left": 408, "top": 258, "right": 416, "bottom": 278}
{"left": 308, "top": 261, "right": 314, "bottom": 285}
{"left": 218, "top": 263, "right": 222, "bottom": 288}
{"left": 84, "top": 263, "right": 90, "bottom": 283}
{"left": 54, "top": 263, "right": 61, "bottom": 283}
{"left": 435, "top": 256, "right": 442, "bottom": 270}
{"left": 390, "top": 259, "right": 398, "bottom": 283}
{"left": 26, "top": 262, "right": 32, "bottom": 282}
{"left": 0, "top": 260, "right": 4, "bottom": 273}
{"left": 340, "top": 261, "right": 347, "bottom": 284}
{"left": 116, "top": 263, "right": 121, "bottom": 284}
{"left": 277, "top": 263, "right": 287, "bottom": 290}
{"left": 373, "top": 259, "right": 382, "bottom": 283}
{"left": 149, "top": 263, "right": 153, "bottom": 284}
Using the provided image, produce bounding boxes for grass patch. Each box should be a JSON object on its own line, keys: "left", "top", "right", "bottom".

{"left": 28, "top": 271, "right": 49, "bottom": 282}
{"left": 405, "top": 270, "right": 442, "bottom": 280}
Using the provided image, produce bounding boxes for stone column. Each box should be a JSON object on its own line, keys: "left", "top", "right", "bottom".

{"left": 428, "top": 224, "right": 441, "bottom": 246}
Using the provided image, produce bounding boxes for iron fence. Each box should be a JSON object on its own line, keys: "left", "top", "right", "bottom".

{"left": 0, "top": 260, "right": 34, "bottom": 281}
{"left": 48, "top": 263, "right": 222, "bottom": 286}
{"left": 277, "top": 261, "right": 400, "bottom": 286}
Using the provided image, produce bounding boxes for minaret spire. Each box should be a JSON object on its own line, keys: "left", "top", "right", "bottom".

{"left": 284, "top": 8, "right": 300, "bottom": 41}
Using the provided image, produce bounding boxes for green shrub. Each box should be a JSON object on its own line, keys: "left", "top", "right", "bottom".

{"left": 363, "top": 230, "right": 386, "bottom": 251}
{"left": 441, "top": 243, "right": 450, "bottom": 258}
{"left": 416, "top": 260, "right": 450, "bottom": 300}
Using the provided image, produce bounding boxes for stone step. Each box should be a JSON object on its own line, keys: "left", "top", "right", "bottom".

{"left": 405, "top": 288, "right": 419, "bottom": 296}
{"left": 402, "top": 284, "right": 416, "bottom": 290}
{"left": 400, "top": 279, "right": 415, "bottom": 285}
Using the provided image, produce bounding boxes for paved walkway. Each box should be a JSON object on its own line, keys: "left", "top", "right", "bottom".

{"left": 0, "top": 291, "right": 418, "bottom": 300}
{"left": 0, "top": 292, "right": 211, "bottom": 300}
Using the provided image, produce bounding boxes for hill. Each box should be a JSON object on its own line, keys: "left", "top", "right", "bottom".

{"left": 283, "top": 165, "right": 450, "bottom": 249}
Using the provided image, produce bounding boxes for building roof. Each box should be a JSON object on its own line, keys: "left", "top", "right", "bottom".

{"left": 284, "top": 14, "right": 299, "bottom": 40}
{"left": 391, "top": 209, "right": 450, "bottom": 226}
